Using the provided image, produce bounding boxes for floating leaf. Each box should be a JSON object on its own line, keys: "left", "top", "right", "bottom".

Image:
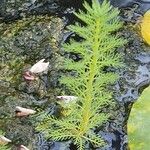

{"left": 128, "top": 85, "right": 150, "bottom": 150}
{"left": 141, "top": 10, "right": 150, "bottom": 45}
{"left": 36, "top": 0, "right": 125, "bottom": 149}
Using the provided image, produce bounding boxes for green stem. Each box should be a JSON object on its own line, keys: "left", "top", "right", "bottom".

{"left": 79, "top": 20, "right": 100, "bottom": 134}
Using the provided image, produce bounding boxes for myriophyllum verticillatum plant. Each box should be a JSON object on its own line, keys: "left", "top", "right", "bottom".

{"left": 36, "top": 0, "right": 125, "bottom": 149}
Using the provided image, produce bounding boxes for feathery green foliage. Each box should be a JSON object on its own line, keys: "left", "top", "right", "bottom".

{"left": 36, "top": 0, "right": 125, "bottom": 149}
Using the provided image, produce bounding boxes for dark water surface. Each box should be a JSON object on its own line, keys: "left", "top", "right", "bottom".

{"left": 0, "top": 0, "right": 150, "bottom": 150}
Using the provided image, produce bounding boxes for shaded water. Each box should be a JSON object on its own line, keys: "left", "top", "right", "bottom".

{"left": 0, "top": 0, "right": 150, "bottom": 150}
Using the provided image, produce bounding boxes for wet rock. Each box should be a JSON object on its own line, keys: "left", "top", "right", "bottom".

{"left": 0, "top": 0, "right": 61, "bottom": 22}
{"left": 108, "top": 0, "right": 150, "bottom": 13}
{"left": 0, "top": 15, "right": 64, "bottom": 87}
{"left": 0, "top": 14, "right": 64, "bottom": 149}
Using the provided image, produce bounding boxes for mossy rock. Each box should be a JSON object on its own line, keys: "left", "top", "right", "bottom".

{"left": 0, "top": 15, "right": 63, "bottom": 86}
{"left": 0, "top": 15, "right": 64, "bottom": 149}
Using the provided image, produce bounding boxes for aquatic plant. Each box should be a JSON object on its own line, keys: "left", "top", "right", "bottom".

{"left": 128, "top": 85, "right": 150, "bottom": 150}
{"left": 36, "top": 0, "right": 125, "bottom": 149}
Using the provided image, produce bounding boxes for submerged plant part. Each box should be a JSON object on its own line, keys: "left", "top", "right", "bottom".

{"left": 0, "top": 144, "right": 10, "bottom": 150}
{"left": 37, "top": 0, "right": 125, "bottom": 149}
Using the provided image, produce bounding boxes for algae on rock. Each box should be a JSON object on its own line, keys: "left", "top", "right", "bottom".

{"left": 0, "top": 15, "right": 64, "bottom": 149}
{"left": 0, "top": 15, "right": 63, "bottom": 86}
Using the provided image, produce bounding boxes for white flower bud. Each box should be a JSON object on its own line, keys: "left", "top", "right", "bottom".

{"left": 15, "top": 106, "right": 36, "bottom": 117}
{"left": 29, "top": 59, "right": 49, "bottom": 74}
{"left": 56, "top": 96, "right": 78, "bottom": 103}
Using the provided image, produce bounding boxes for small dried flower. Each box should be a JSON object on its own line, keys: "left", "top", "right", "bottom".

{"left": 17, "top": 145, "right": 29, "bottom": 150}
{"left": 29, "top": 59, "right": 49, "bottom": 74}
{"left": 56, "top": 96, "right": 78, "bottom": 103}
{"left": 0, "top": 136, "right": 11, "bottom": 144}
{"left": 15, "top": 106, "right": 36, "bottom": 117}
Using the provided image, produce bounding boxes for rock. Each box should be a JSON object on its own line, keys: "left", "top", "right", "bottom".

{"left": 0, "top": 14, "right": 64, "bottom": 149}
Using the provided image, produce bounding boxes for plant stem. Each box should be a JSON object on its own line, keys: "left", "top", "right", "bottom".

{"left": 79, "top": 20, "right": 100, "bottom": 135}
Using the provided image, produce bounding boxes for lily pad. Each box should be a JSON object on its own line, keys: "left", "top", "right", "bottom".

{"left": 128, "top": 85, "right": 150, "bottom": 150}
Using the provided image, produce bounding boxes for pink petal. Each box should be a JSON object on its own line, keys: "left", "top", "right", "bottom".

{"left": 23, "top": 71, "right": 35, "bottom": 81}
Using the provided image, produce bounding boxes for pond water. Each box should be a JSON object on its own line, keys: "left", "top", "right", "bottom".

{"left": 0, "top": 0, "right": 150, "bottom": 150}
